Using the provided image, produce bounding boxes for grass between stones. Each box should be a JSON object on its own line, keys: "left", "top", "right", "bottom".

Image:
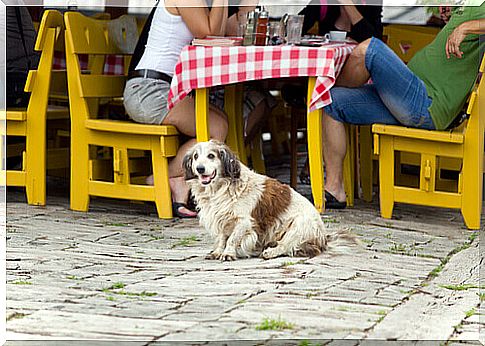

{"left": 7, "top": 312, "right": 27, "bottom": 321}
{"left": 171, "top": 235, "right": 199, "bottom": 248}
{"left": 438, "top": 284, "right": 482, "bottom": 291}
{"left": 12, "top": 280, "right": 32, "bottom": 285}
{"left": 255, "top": 317, "right": 294, "bottom": 331}
{"left": 425, "top": 231, "right": 479, "bottom": 282}
{"left": 101, "top": 282, "right": 157, "bottom": 298}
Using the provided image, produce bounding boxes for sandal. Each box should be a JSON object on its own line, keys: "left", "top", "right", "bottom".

{"left": 325, "top": 190, "right": 347, "bottom": 210}
{"left": 172, "top": 202, "right": 197, "bottom": 218}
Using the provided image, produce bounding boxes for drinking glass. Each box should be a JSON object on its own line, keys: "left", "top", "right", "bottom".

{"left": 286, "top": 15, "right": 304, "bottom": 44}
{"left": 268, "top": 21, "right": 284, "bottom": 45}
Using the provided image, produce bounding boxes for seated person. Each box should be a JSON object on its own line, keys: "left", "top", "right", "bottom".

{"left": 210, "top": 1, "right": 277, "bottom": 147}
{"left": 7, "top": 7, "right": 39, "bottom": 108}
{"left": 321, "top": 0, "right": 484, "bottom": 209}
{"left": 286, "top": 0, "right": 383, "bottom": 183}
{"left": 124, "top": 0, "right": 229, "bottom": 218}
{"left": 299, "top": 0, "right": 383, "bottom": 42}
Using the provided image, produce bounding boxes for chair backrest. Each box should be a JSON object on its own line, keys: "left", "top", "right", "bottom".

{"left": 384, "top": 24, "right": 440, "bottom": 64}
{"left": 24, "top": 10, "right": 65, "bottom": 114}
{"left": 64, "top": 12, "right": 135, "bottom": 121}
{"left": 464, "top": 54, "right": 485, "bottom": 134}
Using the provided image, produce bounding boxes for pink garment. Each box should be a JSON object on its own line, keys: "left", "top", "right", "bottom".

{"left": 319, "top": 0, "right": 327, "bottom": 21}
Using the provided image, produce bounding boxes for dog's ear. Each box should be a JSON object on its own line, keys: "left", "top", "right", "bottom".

{"left": 219, "top": 144, "right": 241, "bottom": 180}
{"left": 183, "top": 148, "right": 196, "bottom": 181}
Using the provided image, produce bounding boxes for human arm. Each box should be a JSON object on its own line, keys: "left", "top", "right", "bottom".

{"left": 176, "top": 0, "right": 228, "bottom": 38}
{"left": 342, "top": 4, "right": 383, "bottom": 42}
{"left": 225, "top": 0, "right": 257, "bottom": 36}
{"left": 446, "top": 18, "right": 485, "bottom": 59}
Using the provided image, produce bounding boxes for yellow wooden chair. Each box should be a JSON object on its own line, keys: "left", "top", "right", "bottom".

{"left": 64, "top": 11, "right": 179, "bottom": 219}
{"left": 383, "top": 24, "right": 440, "bottom": 64}
{"left": 372, "top": 56, "right": 485, "bottom": 230}
{"left": 1, "top": 10, "right": 69, "bottom": 205}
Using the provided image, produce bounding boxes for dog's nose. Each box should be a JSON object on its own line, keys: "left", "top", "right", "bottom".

{"left": 196, "top": 165, "right": 205, "bottom": 174}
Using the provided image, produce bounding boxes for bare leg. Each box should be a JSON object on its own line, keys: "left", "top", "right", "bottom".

{"left": 244, "top": 100, "right": 268, "bottom": 145}
{"left": 335, "top": 38, "right": 371, "bottom": 88}
{"left": 322, "top": 113, "right": 347, "bottom": 203}
{"left": 162, "top": 96, "right": 228, "bottom": 215}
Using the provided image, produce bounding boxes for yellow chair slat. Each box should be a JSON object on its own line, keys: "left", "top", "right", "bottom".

{"left": 80, "top": 75, "right": 126, "bottom": 98}
{"left": 372, "top": 124, "right": 464, "bottom": 144}
{"left": 7, "top": 171, "right": 27, "bottom": 186}
{"left": 5, "top": 111, "right": 27, "bottom": 121}
{"left": 85, "top": 119, "right": 178, "bottom": 136}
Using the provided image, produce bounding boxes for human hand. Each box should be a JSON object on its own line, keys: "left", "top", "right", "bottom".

{"left": 446, "top": 24, "right": 466, "bottom": 59}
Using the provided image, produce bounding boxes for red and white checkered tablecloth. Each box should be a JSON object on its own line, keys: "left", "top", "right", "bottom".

{"left": 168, "top": 43, "right": 356, "bottom": 112}
{"left": 53, "top": 51, "right": 125, "bottom": 75}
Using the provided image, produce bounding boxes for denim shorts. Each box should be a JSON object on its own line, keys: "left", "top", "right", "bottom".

{"left": 123, "top": 77, "right": 170, "bottom": 125}
{"left": 324, "top": 37, "right": 435, "bottom": 130}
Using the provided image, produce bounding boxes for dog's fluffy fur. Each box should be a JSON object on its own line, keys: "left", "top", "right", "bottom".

{"left": 183, "top": 140, "right": 354, "bottom": 261}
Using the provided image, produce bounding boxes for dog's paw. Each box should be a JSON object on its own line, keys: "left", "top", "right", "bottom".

{"left": 205, "top": 251, "right": 222, "bottom": 260}
{"left": 261, "top": 247, "right": 279, "bottom": 260}
{"left": 219, "top": 252, "right": 237, "bottom": 261}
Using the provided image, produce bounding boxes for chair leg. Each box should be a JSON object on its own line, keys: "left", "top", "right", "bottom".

{"left": 70, "top": 139, "right": 90, "bottom": 212}
{"left": 359, "top": 126, "right": 373, "bottom": 202}
{"left": 343, "top": 125, "right": 354, "bottom": 207}
{"left": 25, "top": 120, "right": 46, "bottom": 206}
{"left": 460, "top": 142, "right": 483, "bottom": 230}
{"left": 378, "top": 136, "right": 395, "bottom": 219}
{"left": 290, "top": 107, "right": 298, "bottom": 188}
{"left": 250, "top": 132, "right": 266, "bottom": 174}
{"left": 152, "top": 140, "right": 173, "bottom": 219}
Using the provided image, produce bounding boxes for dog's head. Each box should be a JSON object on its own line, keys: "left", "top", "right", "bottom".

{"left": 183, "top": 140, "right": 241, "bottom": 186}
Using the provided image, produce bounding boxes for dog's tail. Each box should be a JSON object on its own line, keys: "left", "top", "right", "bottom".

{"left": 325, "top": 227, "right": 359, "bottom": 254}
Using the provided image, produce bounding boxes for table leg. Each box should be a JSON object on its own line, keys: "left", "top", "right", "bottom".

{"left": 195, "top": 88, "right": 210, "bottom": 142}
{"left": 224, "top": 85, "right": 247, "bottom": 164}
{"left": 307, "top": 77, "right": 324, "bottom": 212}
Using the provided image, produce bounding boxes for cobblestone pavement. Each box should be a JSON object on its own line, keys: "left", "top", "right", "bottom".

{"left": 4, "top": 156, "right": 484, "bottom": 345}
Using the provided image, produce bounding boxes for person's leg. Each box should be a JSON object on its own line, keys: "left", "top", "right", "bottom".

{"left": 322, "top": 113, "right": 347, "bottom": 203}
{"left": 361, "top": 38, "right": 434, "bottom": 129}
{"left": 335, "top": 39, "right": 372, "bottom": 88}
{"left": 163, "top": 96, "right": 228, "bottom": 215}
{"left": 244, "top": 100, "right": 268, "bottom": 145}
{"left": 322, "top": 85, "right": 400, "bottom": 204}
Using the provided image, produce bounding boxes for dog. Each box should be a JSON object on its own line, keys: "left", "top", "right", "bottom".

{"left": 183, "top": 140, "right": 354, "bottom": 261}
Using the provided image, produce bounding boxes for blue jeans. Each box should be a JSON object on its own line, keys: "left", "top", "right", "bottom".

{"left": 324, "top": 37, "right": 435, "bottom": 130}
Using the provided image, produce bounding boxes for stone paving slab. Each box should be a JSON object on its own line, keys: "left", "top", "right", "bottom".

{"left": 5, "top": 166, "right": 484, "bottom": 344}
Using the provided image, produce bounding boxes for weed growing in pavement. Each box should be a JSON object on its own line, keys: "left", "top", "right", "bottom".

{"left": 389, "top": 242, "right": 407, "bottom": 253}
{"left": 7, "top": 312, "right": 26, "bottom": 321}
{"left": 255, "top": 317, "right": 294, "bottom": 331}
{"left": 465, "top": 308, "right": 476, "bottom": 318}
{"left": 12, "top": 280, "right": 32, "bottom": 285}
{"left": 66, "top": 275, "right": 83, "bottom": 280}
{"left": 425, "top": 235, "right": 478, "bottom": 283}
{"left": 298, "top": 341, "right": 323, "bottom": 346}
{"left": 439, "top": 284, "right": 481, "bottom": 291}
{"left": 171, "top": 235, "right": 199, "bottom": 248}
{"left": 106, "top": 296, "right": 116, "bottom": 302}
{"left": 478, "top": 293, "right": 485, "bottom": 301}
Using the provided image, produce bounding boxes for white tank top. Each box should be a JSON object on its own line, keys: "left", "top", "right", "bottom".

{"left": 136, "top": 3, "right": 193, "bottom": 76}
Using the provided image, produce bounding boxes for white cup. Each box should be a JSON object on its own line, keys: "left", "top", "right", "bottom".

{"left": 324, "top": 31, "right": 347, "bottom": 42}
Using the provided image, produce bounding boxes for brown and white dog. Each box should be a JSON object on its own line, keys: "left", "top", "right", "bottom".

{"left": 183, "top": 140, "right": 354, "bottom": 261}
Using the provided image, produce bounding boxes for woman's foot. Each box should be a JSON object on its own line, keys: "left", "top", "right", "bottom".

{"left": 145, "top": 175, "right": 197, "bottom": 218}
{"left": 170, "top": 176, "right": 197, "bottom": 218}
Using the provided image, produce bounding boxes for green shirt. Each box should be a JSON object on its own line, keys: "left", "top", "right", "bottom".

{"left": 407, "top": 1, "right": 485, "bottom": 130}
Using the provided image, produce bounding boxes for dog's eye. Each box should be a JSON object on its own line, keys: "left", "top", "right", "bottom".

{"left": 194, "top": 153, "right": 198, "bottom": 160}
{"left": 208, "top": 153, "right": 215, "bottom": 160}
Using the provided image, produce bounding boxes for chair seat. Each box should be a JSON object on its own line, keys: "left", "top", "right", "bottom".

{"left": 372, "top": 124, "right": 464, "bottom": 144}
{"left": 85, "top": 119, "right": 179, "bottom": 136}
